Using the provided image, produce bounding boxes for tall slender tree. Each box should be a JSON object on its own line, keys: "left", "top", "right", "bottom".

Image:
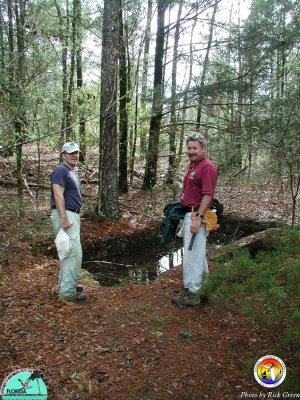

{"left": 97, "top": 0, "right": 121, "bottom": 219}
{"left": 118, "top": 0, "right": 129, "bottom": 194}
{"left": 0, "top": 0, "right": 14, "bottom": 156}
{"left": 140, "top": 0, "right": 153, "bottom": 156}
{"left": 142, "top": 0, "right": 167, "bottom": 189}
{"left": 178, "top": 3, "right": 198, "bottom": 164}
{"left": 14, "top": 0, "right": 28, "bottom": 211}
{"left": 166, "top": 1, "right": 182, "bottom": 184}
{"left": 231, "top": 0, "right": 243, "bottom": 169}
{"left": 75, "top": 0, "right": 86, "bottom": 162}
{"left": 54, "top": 0, "right": 70, "bottom": 143}
{"left": 65, "top": 0, "right": 78, "bottom": 141}
{"left": 0, "top": 0, "right": 4, "bottom": 73}
{"left": 196, "top": 0, "right": 218, "bottom": 127}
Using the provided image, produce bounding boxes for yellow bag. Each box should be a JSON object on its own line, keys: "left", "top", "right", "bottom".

{"left": 203, "top": 209, "right": 220, "bottom": 232}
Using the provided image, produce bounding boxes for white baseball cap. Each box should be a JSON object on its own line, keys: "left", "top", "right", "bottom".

{"left": 61, "top": 141, "right": 80, "bottom": 153}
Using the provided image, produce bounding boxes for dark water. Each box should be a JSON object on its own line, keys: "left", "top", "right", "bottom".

{"left": 83, "top": 244, "right": 184, "bottom": 287}
{"left": 83, "top": 218, "right": 275, "bottom": 287}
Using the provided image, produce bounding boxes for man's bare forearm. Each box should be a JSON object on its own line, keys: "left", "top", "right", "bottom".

{"left": 52, "top": 184, "right": 71, "bottom": 229}
{"left": 199, "top": 194, "right": 213, "bottom": 216}
{"left": 54, "top": 193, "right": 67, "bottom": 219}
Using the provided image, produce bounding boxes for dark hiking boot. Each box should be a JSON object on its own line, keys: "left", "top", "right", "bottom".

{"left": 59, "top": 292, "right": 86, "bottom": 304}
{"left": 172, "top": 291, "right": 201, "bottom": 307}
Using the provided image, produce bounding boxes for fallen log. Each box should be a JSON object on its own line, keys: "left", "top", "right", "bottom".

{"left": 0, "top": 179, "right": 49, "bottom": 190}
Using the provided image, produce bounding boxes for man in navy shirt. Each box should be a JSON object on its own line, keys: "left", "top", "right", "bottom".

{"left": 50, "top": 141, "right": 86, "bottom": 303}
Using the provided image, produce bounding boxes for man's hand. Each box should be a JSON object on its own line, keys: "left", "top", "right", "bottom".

{"left": 190, "top": 216, "right": 201, "bottom": 234}
{"left": 60, "top": 216, "right": 72, "bottom": 230}
{"left": 190, "top": 194, "right": 213, "bottom": 234}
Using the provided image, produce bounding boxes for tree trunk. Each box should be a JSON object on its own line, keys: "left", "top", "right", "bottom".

{"left": 178, "top": 4, "right": 198, "bottom": 164}
{"left": 61, "top": 50, "right": 68, "bottom": 142}
{"left": 33, "top": 111, "right": 41, "bottom": 209}
{"left": 2, "top": 0, "right": 15, "bottom": 157}
{"left": 142, "top": 0, "right": 166, "bottom": 190}
{"left": 247, "top": 69, "right": 254, "bottom": 176}
{"left": 0, "top": 0, "right": 5, "bottom": 153}
{"left": 54, "top": 0, "right": 69, "bottom": 144}
{"left": 0, "top": 0, "right": 14, "bottom": 157}
{"left": 232, "top": 0, "right": 243, "bottom": 169}
{"left": 140, "top": 0, "right": 153, "bottom": 156}
{"left": 7, "top": 0, "right": 14, "bottom": 80}
{"left": 97, "top": 0, "right": 120, "bottom": 220}
{"left": 65, "top": 0, "right": 77, "bottom": 140}
{"left": 166, "top": 2, "right": 182, "bottom": 184}
{"left": 162, "top": 5, "right": 171, "bottom": 91}
{"left": 0, "top": 0, "right": 4, "bottom": 72}
{"left": 118, "top": 1, "right": 128, "bottom": 194}
{"left": 225, "top": 3, "right": 234, "bottom": 166}
{"left": 124, "top": 22, "right": 131, "bottom": 100}
{"left": 15, "top": 0, "right": 27, "bottom": 212}
{"left": 196, "top": 0, "right": 218, "bottom": 127}
{"left": 129, "top": 73, "right": 139, "bottom": 185}
{"left": 75, "top": 0, "right": 86, "bottom": 162}
{"left": 279, "top": 6, "right": 286, "bottom": 99}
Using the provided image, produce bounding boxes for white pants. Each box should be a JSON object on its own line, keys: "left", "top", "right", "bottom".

{"left": 51, "top": 209, "right": 82, "bottom": 298}
{"left": 183, "top": 212, "right": 209, "bottom": 293}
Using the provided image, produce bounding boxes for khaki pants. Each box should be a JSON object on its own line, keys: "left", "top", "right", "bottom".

{"left": 51, "top": 209, "right": 82, "bottom": 298}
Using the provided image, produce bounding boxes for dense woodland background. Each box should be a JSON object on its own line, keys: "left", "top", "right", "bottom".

{"left": 0, "top": 0, "right": 299, "bottom": 222}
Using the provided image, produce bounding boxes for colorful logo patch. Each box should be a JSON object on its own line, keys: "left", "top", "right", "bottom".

{"left": 1, "top": 369, "right": 47, "bottom": 399}
{"left": 254, "top": 355, "right": 286, "bottom": 387}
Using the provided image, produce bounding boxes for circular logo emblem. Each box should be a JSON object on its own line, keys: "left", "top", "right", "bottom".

{"left": 254, "top": 355, "right": 286, "bottom": 387}
{"left": 0, "top": 369, "right": 47, "bottom": 399}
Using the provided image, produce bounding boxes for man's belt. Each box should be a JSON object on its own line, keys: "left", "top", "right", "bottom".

{"left": 51, "top": 206, "right": 81, "bottom": 214}
{"left": 183, "top": 205, "right": 199, "bottom": 212}
{"left": 66, "top": 208, "right": 81, "bottom": 214}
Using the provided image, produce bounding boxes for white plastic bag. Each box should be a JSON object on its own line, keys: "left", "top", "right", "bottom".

{"left": 55, "top": 228, "right": 71, "bottom": 261}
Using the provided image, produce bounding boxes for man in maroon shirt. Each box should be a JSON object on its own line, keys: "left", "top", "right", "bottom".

{"left": 173, "top": 132, "right": 218, "bottom": 307}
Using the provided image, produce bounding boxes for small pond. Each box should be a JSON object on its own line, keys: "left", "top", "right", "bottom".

{"left": 83, "top": 244, "right": 184, "bottom": 286}
{"left": 83, "top": 217, "right": 275, "bottom": 287}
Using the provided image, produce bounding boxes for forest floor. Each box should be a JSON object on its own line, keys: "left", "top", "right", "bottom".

{"left": 0, "top": 146, "right": 299, "bottom": 399}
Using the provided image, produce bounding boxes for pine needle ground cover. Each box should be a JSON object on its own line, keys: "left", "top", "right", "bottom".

{"left": 201, "top": 226, "right": 300, "bottom": 391}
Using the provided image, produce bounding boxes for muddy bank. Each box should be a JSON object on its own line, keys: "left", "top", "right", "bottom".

{"left": 82, "top": 224, "right": 161, "bottom": 260}
{"left": 81, "top": 216, "right": 276, "bottom": 287}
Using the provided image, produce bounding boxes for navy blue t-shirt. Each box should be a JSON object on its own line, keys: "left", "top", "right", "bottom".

{"left": 50, "top": 163, "right": 82, "bottom": 210}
